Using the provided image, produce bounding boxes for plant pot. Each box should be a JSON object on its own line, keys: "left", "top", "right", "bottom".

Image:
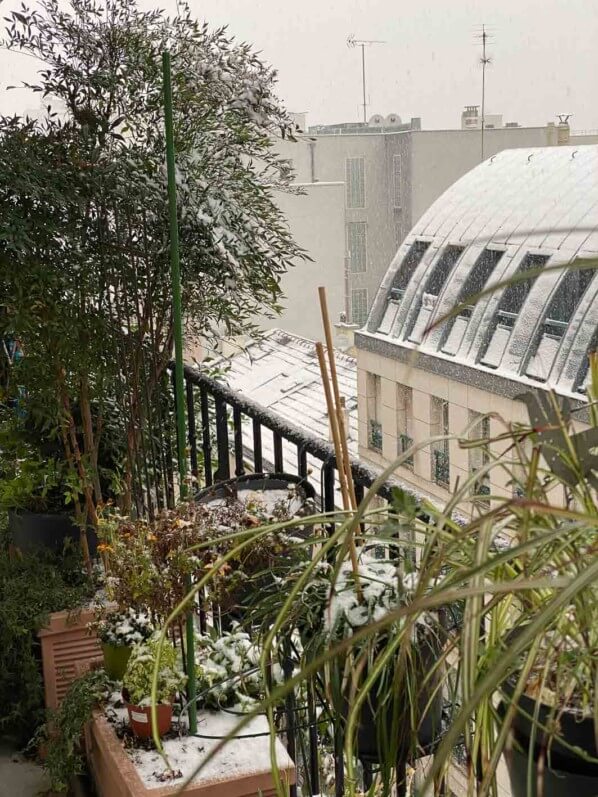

{"left": 126, "top": 702, "right": 173, "bottom": 739}
{"left": 505, "top": 735, "right": 598, "bottom": 797}
{"left": 102, "top": 643, "right": 132, "bottom": 681}
{"left": 501, "top": 676, "right": 598, "bottom": 775}
{"left": 8, "top": 510, "right": 98, "bottom": 557}
{"left": 345, "top": 625, "right": 445, "bottom": 763}
{"left": 196, "top": 472, "right": 316, "bottom": 510}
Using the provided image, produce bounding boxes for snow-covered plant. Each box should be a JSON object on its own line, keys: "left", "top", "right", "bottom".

{"left": 194, "top": 627, "right": 278, "bottom": 710}
{"left": 92, "top": 608, "right": 153, "bottom": 647}
{"left": 122, "top": 635, "right": 185, "bottom": 706}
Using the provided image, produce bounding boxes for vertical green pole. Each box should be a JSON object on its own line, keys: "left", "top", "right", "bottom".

{"left": 162, "top": 50, "right": 197, "bottom": 736}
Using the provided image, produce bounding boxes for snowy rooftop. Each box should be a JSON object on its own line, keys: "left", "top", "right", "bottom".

{"left": 364, "top": 145, "right": 598, "bottom": 397}
{"left": 212, "top": 329, "right": 358, "bottom": 459}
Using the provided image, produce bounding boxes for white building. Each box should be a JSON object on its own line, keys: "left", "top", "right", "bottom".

{"left": 355, "top": 145, "right": 598, "bottom": 504}
{"left": 267, "top": 115, "right": 597, "bottom": 342}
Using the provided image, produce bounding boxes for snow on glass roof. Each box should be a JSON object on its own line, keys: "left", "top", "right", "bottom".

{"left": 365, "top": 145, "right": 598, "bottom": 396}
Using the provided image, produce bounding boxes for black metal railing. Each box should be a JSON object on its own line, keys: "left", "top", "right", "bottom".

{"left": 181, "top": 364, "right": 396, "bottom": 510}
{"left": 176, "top": 364, "right": 452, "bottom": 797}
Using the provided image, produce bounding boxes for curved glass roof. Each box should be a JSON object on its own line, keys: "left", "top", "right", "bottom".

{"left": 366, "top": 146, "right": 598, "bottom": 396}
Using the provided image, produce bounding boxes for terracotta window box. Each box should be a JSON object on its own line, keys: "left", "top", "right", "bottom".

{"left": 85, "top": 709, "right": 296, "bottom": 797}
{"left": 38, "top": 603, "right": 116, "bottom": 709}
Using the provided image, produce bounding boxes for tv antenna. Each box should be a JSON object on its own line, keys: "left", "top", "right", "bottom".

{"left": 347, "top": 35, "right": 386, "bottom": 123}
{"left": 473, "top": 24, "right": 495, "bottom": 160}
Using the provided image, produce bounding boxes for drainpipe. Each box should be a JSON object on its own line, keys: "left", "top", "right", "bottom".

{"left": 308, "top": 139, "right": 316, "bottom": 182}
{"left": 344, "top": 254, "right": 351, "bottom": 320}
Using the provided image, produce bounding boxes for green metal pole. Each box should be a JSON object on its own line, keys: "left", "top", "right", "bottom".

{"left": 162, "top": 49, "right": 197, "bottom": 735}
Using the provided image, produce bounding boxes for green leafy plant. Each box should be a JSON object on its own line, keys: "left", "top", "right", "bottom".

{"left": 34, "top": 668, "right": 111, "bottom": 793}
{"left": 123, "top": 635, "right": 185, "bottom": 706}
{"left": 0, "top": 541, "right": 97, "bottom": 746}
{"left": 91, "top": 607, "right": 154, "bottom": 647}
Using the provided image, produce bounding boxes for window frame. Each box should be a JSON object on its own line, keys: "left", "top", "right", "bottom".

{"left": 347, "top": 221, "right": 368, "bottom": 273}
{"left": 351, "top": 288, "right": 369, "bottom": 326}
{"left": 345, "top": 156, "right": 366, "bottom": 209}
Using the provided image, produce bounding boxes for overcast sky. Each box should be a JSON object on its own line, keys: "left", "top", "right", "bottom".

{"left": 2, "top": 0, "right": 597, "bottom": 131}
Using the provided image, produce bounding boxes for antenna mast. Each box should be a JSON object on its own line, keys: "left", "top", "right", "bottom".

{"left": 474, "top": 24, "right": 494, "bottom": 161}
{"left": 347, "top": 35, "right": 386, "bottom": 123}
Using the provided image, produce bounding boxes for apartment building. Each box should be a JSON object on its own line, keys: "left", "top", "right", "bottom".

{"left": 269, "top": 111, "right": 596, "bottom": 340}
{"left": 355, "top": 145, "right": 598, "bottom": 503}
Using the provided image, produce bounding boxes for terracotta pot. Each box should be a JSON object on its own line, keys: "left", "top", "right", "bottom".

{"left": 126, "top": 702, "right": 172, "bottom": 738}
{"left": 102, "top": 642, "right": 132, "bottom": 681}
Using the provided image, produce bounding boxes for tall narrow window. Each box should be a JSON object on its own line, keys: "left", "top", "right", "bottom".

{"left": 442, "top": 248, "right": 504, "bottom": 355}
{"left": 469, "top": 412, "right": 491, "bottom": 505}
{"left": 430, "top": 397, "right": 450, "bottom": 487}
{"left": 346, "top": 157, "right": 365, "bottom": 208}
{"left": 347, "top": 222, "right": 367, "bottom": 273}
{"left": 366, "top": 373, "right": 382, "bottom": 451}
{"left": 397, "top": 385, "right": 414, "bottom": 468}
{"left": 351, "top": 289, "right": 368, "bottom": 326}
{"left": 390, "top": 240, "right": 431, "bottom": 300}
{"left": 527, "top": 265, "right": 596, "bottom": 382}
{"left": 480, "top": 253, "right": 549, "bottom": 368}
{"left": 407, "top": 245, "right": 464, "bottom": 342}
{"left": 392, "top": 154, "right": 402, "bottom": 208}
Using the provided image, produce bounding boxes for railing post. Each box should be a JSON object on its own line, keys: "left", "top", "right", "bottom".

{"left": 214, "top": 395, "right": 230, "bottom": 482}
{"left": 252, "top": 418, "right": 263, "bottom": 472}
{"left": 186, "top": 379, "right": 199, "bottom": 484}
{"left": 233, "top": 406, "right": 245, "bottom": 477}
{"left": 273, "top": 430, "right": 284, "bottom": 472}
{"left": 297, "top": 444, "right": 308, "bottom": 480}
{"left": 199, "top": 384, "right": 213, "bottom": 487}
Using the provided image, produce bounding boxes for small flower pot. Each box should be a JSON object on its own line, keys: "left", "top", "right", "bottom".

{"left": 101, "top": 642, "right": 132, "bottom": 681}
{"left": 126, "top": 702, "right": 172, "bottom": 739}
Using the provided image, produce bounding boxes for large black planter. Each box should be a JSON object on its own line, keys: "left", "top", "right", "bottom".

{"left": 196, "top": 473, "right": 316, "bottom": 625}
{"left": 196, "top": 472, "right": 316, "bottom": 507}
{"left": 501, "top": 678, "right": 598, "bottom": 776}
{"left": 505, "top": 735, "right": 598, "bottom": 797}
{"left": 8, "top": 510, "right": 98, "bottom": 557}
{"left": 346, "top": 626, "right": 445, "bottom": 764}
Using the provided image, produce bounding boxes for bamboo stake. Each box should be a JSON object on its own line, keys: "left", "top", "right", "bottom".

{"left": 318, "top": 286, "right": 358, "bottom": 510}
{"left": 316, "top": 342, "right": 350, "bottom": 512}
{"left": 316, "top": 342, "right": 362, "bottom": 600}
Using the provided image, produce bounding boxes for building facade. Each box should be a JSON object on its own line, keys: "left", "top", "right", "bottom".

{"left": 355, "top": 145, "right": 598, "bottom": 504}
{"left": 268, "top": 114, "right": 598, "bottom": 343}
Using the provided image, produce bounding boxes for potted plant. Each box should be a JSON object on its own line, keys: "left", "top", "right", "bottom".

{"left": 122, "top": 635, "right": 186, "bottom": 739}
{"left": 92, "top": 608, "right": 154, "bottom": 681}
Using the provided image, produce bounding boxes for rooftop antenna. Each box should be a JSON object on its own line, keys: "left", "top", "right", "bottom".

{"left": 473, "top": 24, "right": 494, "bottom": 161}
{"left": 347, "top": 35, "right": 386, "bottom": 123}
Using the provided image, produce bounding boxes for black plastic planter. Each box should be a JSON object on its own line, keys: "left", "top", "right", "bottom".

{"left": 346, "top": 626, "right": 445, "bottom": 764}
{"left": 196, "top": 472, "right": 316, "bottom": 506}
{"left": 505, "top": 735, "right": 598, "bottom": 797}
{"left": 501, "top": 680, "right": 598, "bottom": 776}
{"left": 8, "top": 510, "right": 98, "bottom": 557}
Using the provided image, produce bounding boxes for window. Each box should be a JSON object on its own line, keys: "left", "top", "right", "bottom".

{"left": 495, "top": 253, "right": 548, "bottom": 327}
{"left": 366, "top": 373, "right": 382, "bottom": 451}
{"left": 431, "top": 397, "right": 449, "bottom": 487}
{"left": 351, "top": 289, "right": 368, "bottom": 326}
{"left": 543, "top": 265, "right": 595, "bottom": 333}
{"left": 397, "top": 385, "right": 414, "bottom": 468}
{"left": 442, "top": 247, "right": 504, "bottom": 355}
{"left": 347, "top": 222, "right": 367, "bottom": 273}
{"left": 480, "top": 253, "right": 549, "bottom": 367}
{"left": 345, "top": 157, "right": 365, "bottom": 208}
{"left": 469, "top": 412, "right": 490, "bottom": 504}
{"left": 392, "top": 154, "right": 402, "bottom": 208}
{"left": 406, "top": 245, "right": 464, "bottom": 342}
{"left": 390, "top": 240, "right": 431, "bottom": 300}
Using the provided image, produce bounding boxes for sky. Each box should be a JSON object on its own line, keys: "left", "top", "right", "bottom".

{"left": 1, "top": 0, "right": 597, "bottom": 131}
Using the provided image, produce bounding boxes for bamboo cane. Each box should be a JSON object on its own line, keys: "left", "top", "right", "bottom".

{"left": 316, "top": 342, "right": 362, "bottom": 599}
{"left": 318, "top": 286, "right": 358, "bottom": 511}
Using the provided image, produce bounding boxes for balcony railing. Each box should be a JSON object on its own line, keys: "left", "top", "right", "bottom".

{"left": 368, "top": 419, "right": 383, "bottom": 452}
{"left": 433, "top": 447, "right": 450, "bottom": 486}
{"left": 398, "top": 433, "right": 414, "bottom": 468}
{"left": 181, "top": 365, "right": 395, "bottom": 513}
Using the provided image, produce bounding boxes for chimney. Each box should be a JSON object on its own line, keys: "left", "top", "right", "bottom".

{"left": 557, "top": 114, "right": 571, "bottom": 145}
